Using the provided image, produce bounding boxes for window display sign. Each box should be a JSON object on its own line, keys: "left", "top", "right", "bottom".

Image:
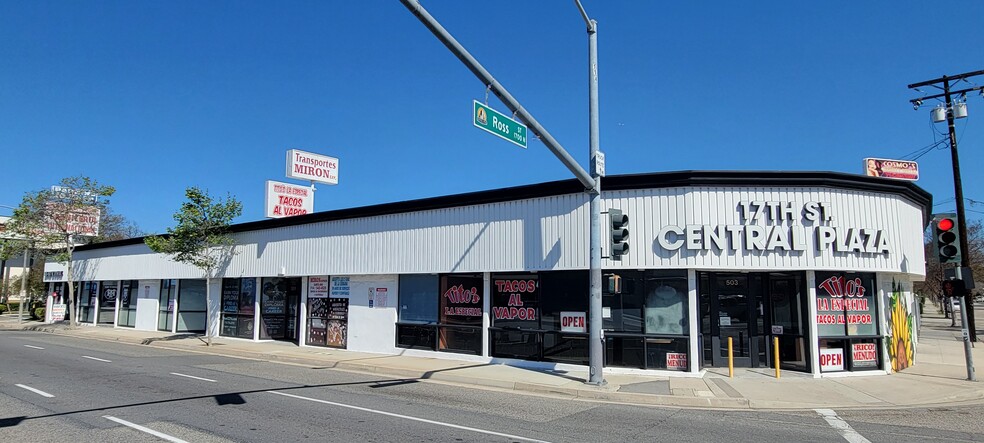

{"left": 852, "top": 343, "right": 878, "bottom": 368}
{"left": 308, "top": 276, "right": 330, "bottom": 298}
{"left": 326, "top": 298, "right": 349, "bottom": 348}
{"left": 265, "top": 180, "right": 314, "bottom": 219}
{"left": 816, "top": 273, "right": 876, "bottom": 337}
{"left": 262, "top": 280, "right": 286, "bottom": 314}
{"left": 440, "top": 275, "right": 483, "bottom": 326}
{"left": 560, "top": 311, "right": 586, "bottom": 333}
{"left": 820, "top": 348, "right": 844, "bottom": 372}
{"left": 645, "top": 279, "right": 688, "bottom": 335}
{"left": 240, "top": 279, "right": 256, "bottom": 315}
{"left": 330, "top": 276, "right": 350, "bottom": 298}
{"left": 492, "top": 276, "right": 538, "bottom": 328}
{"left": 222, "top": 280, "right": 240, "bottom": 313}
{"left": 666, "top": 352, "right": 688, "bottom": 371}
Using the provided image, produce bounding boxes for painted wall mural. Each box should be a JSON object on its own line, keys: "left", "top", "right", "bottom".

{"left": 887, "top": 279, "right": 914, "bottom": 372}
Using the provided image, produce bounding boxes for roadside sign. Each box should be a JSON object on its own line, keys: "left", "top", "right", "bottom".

{"left": 287, "top": 149, "right": 339, "bottom": 185}
{"left": 863, "top": 157, "right": 919, "bottom": 181}
{"left": 594, "top": 151, "right": 606, "bottom": 177}
{"left": 473, "top": 100, "right": 528, "bottom": 149}
{"left": 265, "top": 180, "right": 314, "bottom": 218}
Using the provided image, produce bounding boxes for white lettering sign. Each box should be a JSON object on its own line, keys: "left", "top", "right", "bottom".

{"left": 656, "top": 201, "right": 891, "bottom": 256}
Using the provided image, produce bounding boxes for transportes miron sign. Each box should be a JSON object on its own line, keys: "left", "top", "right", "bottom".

{"left": 473, "top": 100, "right": 528, "bottom": 149}
{"left": 287, "top": 149, "right": 339, "bottom": 185}
{"left": 863, "top": 157, "right": 918, "bottom": 181}
{"left": 265, "top": 180, "right": 314, "bottom": 218}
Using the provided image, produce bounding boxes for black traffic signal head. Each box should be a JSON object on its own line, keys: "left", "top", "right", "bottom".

{"left": 933, "top": 215, "right": 961, "bottom": 264}
{"left": 610, "top": 208, "right": 629, "bottom": 259}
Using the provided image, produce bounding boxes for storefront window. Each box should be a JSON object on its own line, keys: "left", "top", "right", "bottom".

{"left": 158, "top": 279, "right": 176, "bottom": 331}
{"left": 438, "top": 274, "right": 483, "bottom": 355}
{"left": 490, "top": 274, "right": 540, "bottom": 360}
{"left": 397, "top": 274, "right": 439, "bottom": 350}
{"left": 259, "top": 277, "right": 301, "bottom": 341}
{"left": 220, "top": 278, "right": 256, "bottom": 339}
{"left": 815, "top": 272, "right": 879, "bottom": 372}
{"left": 815, "top": 272, "right": 877, "bottom": 337}
{"left": 177, "top": 279, "right": 207, "bottom": 333}
{"left": 398, "top": 274, "right": 438, "bottom": 323}
{"left": 644, "top": 273, "right": 689, "bottom": 336}
{"left": 98, "top": 281, "right": 117, "bottom": 324}
{"left": 117, "top": 280, "right": 138, "bottom": 327}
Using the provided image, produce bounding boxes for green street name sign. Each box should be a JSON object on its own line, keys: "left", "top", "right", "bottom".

{"left": 473, "top": 100, "right": 528, "bottom": 149}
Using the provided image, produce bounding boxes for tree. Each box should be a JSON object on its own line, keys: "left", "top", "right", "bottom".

{"left": 6, "top": 176, "right": 115, "bottom": 326}
{"left": 145, "top": 187, "right": 242, "bottom": 344}
{"left": 89, "top": 207, "right": 143, "bottom": 243}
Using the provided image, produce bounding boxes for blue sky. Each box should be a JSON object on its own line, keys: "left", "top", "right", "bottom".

{"left": 2, "top": 1, "right": 983, "bottom": 234}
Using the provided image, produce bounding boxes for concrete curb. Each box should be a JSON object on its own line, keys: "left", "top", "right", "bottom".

{"left": 9, "top": 324, "right": 984, "bottom": 411}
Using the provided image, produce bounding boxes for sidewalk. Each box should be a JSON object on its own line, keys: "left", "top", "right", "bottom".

{"left": 4, "top": 310, "right": 982, "bottom": 410}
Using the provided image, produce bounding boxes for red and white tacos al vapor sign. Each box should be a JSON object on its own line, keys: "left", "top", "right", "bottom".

{"left": 265, "top": 180, "right": 314, "bottom": 218}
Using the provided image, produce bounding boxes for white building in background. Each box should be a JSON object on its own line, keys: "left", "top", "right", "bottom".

{"left": 43, "top": 171, "right": 930, "bottom": 377}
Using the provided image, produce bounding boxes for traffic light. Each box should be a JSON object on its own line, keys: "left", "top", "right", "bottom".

{"left": 609, "top": 208, "right": 629, "bottom": 260}
{"left": 942, "top": 279, "right": 966, "bottom": 298}
{"left": 933, "top": 215, "right": 961, "bottom": 264}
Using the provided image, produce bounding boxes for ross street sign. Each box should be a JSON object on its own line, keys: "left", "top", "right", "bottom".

{"left": 473, "top": 100, "right": 527, "bottom": 149}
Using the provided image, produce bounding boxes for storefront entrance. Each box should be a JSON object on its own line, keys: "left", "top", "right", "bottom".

{"left": 700, "top": 272, "right": 809, "bottom": 371}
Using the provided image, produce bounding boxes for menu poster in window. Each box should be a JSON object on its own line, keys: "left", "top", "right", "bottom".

{"left": 440, "top": 275, "right": 483, "bottom": 326}
{"left": 328, "top": 298, "right": 349, "bottom": 321}
{"left": 222, "top": 280, "right": 240, "bottom": 313}
{"left": 120, "top": 287, "right": 131, "bottom": 308}
{"left": 326, "top": 320, "right": 347, "bottom": 348}
{"left": 308, "top": 324, "right": 327, "bottom": 346}
{"left": 102, "top": 286, "right": 117, "bottom": 305}
{"left": 309, "top": 298, "right": 328, "bottom": 318}
{"left": 262, "top": 280, "right": 286, "bottom": 314}
{"left": 222, "top": 315, "right": 238, "bottom": 336}
{"left": 240, "top": 279, "right": 256, "bottom": 315}
{"left": 492, "top": 276, "right": 538, "bottom": 328}
{"left": 308, "top": 276, "right": 330, "bottom": 298}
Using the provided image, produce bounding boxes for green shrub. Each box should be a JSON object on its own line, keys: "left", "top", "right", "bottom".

{"left": 0, "top": 303, "right": 7, "bottom": 314}
{"left": 33, "top": 307, "right": 45, "bottom": 320}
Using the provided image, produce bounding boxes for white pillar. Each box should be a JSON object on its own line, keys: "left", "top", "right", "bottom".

{"left": 112, "top": 280, "right": 121, "bottom": 328}
{"left": 807, "top": 271, "right": 820, "bottom": 378}
{"left": 299, "top": 276, "right": 308, "bottom": 347}
{"left": 482, "top": 272, "right": 491, "bottom": 357}
{"left": 171, "top": 280, "right": 179, "bottom": 334}
{"left": 688, "top": 269, "right": 700, "bottom": 374}
{"left": 253, "top": 278, "right": 261, "bottom": 341}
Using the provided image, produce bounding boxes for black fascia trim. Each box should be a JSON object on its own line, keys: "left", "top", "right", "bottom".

{"left": 76, "top": 170, "right": 931, "bottom": 252}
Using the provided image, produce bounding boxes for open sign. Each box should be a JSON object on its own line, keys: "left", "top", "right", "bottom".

{"left": 820, "top": 348, "right": 844, "bottom": 372}
{"left": 560, "top": 311, "right": 586, "bottom": 333}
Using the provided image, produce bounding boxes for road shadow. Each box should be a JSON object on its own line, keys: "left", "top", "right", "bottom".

{"left": 140, "top": 334, "right": 204, "bottom": 345}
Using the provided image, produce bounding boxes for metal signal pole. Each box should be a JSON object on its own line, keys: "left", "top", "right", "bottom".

{"left": 909, "top": 70, "right": 984, "bottom": 343}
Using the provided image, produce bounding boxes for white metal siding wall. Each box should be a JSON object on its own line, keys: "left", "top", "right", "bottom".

{"left": 72, "top": 185, "right": 925, "bottom": 281}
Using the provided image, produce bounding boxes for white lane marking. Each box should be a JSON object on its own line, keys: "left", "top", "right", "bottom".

{"left": 15, "top": 384, "right": 54, "bottom": 398}
{"left": 23, "top": 345, "right": 45, "bottom": 350}
{"left": 103, "top": 415, "right": 190, "bottom": 443}
{"left": 82, "top": 355, "right": 112, "bottom": 363}
{"left": 268, "top": 390, "right": 552, "bottom": 443}
{"left": 170, "top": 372, "right": 217, "bottom": 383}
{"left": 816, "top": 409, "right": 871, "bottom": 443}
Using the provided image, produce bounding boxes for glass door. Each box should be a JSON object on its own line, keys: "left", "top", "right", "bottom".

{"left": 768, "top": 273, "right": 809, "bottom": 371}
{"left": 700, "top": 273, "right": 764, "bottom": 368}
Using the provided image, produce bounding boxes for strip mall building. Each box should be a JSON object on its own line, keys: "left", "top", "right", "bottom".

{"left": 43, "top": 171, "right": 930, "bottom": 377}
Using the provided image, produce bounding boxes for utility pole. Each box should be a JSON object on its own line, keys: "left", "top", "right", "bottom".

{"left": 909, "top": 69, "right": 984, "bottom": 344}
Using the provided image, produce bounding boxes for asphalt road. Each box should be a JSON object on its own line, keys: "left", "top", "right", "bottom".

{"left": 1, "top": 330, "right": 982, "bottom": 442}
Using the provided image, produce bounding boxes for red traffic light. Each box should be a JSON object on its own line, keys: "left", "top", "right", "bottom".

{"left": 938, "top": 218, "right": 954, "bottom": 231}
